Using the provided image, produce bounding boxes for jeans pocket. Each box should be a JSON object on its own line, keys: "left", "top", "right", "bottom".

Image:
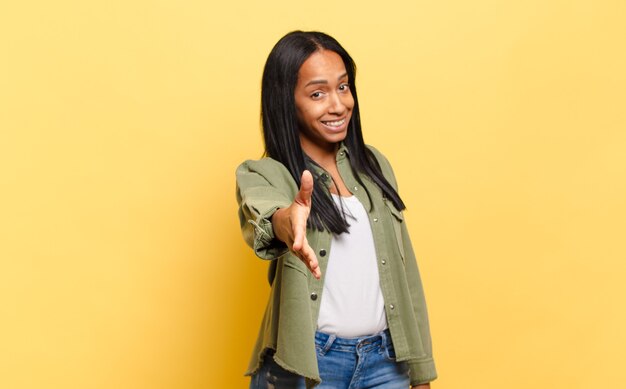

{"left": 251, "top": 353, "right": 304, "bottom": 389}
{"left": 315, "top": 332, "right": 336, "bottom": 357}
{"left": 265, "top": 359, "right": 303, "bottom": 388}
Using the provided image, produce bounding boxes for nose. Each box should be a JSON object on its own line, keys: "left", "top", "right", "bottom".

{"left": 328, "top": 91, "right": 347, "bottom": 115}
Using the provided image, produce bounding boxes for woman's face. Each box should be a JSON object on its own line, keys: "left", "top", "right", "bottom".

{"left": 294, "top": 50, "right": 354, "bottom": 158}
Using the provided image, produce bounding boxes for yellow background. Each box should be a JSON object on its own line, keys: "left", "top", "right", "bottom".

{"left": 1, "top": 1, "right": 625, "bottom": 388}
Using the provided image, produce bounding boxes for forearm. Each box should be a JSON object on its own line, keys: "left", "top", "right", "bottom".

{"left": 270, "top": 207, "right": 291, "bottom": 245}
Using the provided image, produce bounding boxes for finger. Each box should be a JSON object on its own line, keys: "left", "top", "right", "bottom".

{"left": 293, "top": 247, "right": 321, "bottom": 280}
{"left": 301, "top": 237, "right": 321, "bottom": 279}
{"left": 298, "top": 248, "right": 320, "bottom": 280}
{"left": 292, "top": 221, "right": 304, "bottom": 251}
{"left": 291, "top": 210, "right": 308, "bottom": 251}
{"left": 295, "top": 170, "right": 314, "bottom": 207}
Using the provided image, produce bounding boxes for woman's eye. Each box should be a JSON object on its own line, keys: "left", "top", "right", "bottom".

{"left": 339, "top": 83, "right": 350, "bottom": 91}
{"left": 311, "top": 92, "right": 323, "bottom": 99}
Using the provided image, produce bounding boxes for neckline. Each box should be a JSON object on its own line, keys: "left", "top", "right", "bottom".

{"left": 331, "top": 193, "right": 356, "bottom": 200}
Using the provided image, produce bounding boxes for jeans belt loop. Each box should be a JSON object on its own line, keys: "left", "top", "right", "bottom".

{"left": 380, "top": 329, "right": 389, "bottom": 355}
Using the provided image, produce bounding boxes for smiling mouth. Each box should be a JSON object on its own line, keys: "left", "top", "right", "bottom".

{"left": 321, "top": 118, "right": 346, "bottom": 128}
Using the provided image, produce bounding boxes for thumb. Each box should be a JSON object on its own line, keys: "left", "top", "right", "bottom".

{"left": 295, "top": 170, "right": 313, "bottom": 206}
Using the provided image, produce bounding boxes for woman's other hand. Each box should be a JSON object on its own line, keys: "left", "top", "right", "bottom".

{"left": 271, "top": 170, "right": 321, "bottom": 279}
{"left": 411, "top": 384, "right": 430, "bottom": 389}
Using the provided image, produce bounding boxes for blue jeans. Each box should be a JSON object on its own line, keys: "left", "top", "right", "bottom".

{"left": 249, "top": 329, "right": 410, "bottom": 389}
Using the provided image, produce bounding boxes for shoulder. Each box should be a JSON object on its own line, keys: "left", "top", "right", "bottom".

{"left": 236, "top": 157, "right": 297, "bottom": 191}
{"left": 236, "top": 157, "right": 287, "bottom": 175}
{"left": 365, "top": 144, "right": 391, "bottom": 167}
{"left": 365, "top": 144, "right": 398, "bottom": 187}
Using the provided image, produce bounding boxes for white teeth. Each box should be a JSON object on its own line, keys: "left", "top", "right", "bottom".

{"left": 323, "top": 118, "right": 345, "bottom": 127}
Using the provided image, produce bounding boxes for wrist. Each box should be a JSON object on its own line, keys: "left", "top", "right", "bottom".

{"left": 270, "top": 207, "right": 288, "bottom": 243}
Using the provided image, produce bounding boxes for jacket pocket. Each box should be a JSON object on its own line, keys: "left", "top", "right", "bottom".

{"left": 384, "top": 199, "right": 406, "bottom": 264}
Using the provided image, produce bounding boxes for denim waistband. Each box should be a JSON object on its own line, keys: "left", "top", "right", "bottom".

{"left": 314, "top": 328, "right": 392, "bottom": 354}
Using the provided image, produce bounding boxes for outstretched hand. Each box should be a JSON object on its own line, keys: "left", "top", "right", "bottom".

{"left": 271, "top": 170, "right": 321, "bottom": 279}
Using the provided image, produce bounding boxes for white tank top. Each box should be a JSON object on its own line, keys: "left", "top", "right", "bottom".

{"left": 316, "top": 194, "right": 388, "bottom": 338}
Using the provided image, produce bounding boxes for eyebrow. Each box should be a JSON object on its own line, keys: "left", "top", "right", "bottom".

{"left": 304, "top": 72, "right": 348, "bottom": 87}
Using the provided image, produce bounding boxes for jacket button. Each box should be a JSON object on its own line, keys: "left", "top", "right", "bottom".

{"left": 373, "top": 218, "right": 378, "bottom": 222}
{"left": 389, "top": 304, "right": 395, "bottom": 310}
{"left": 381, "top": 259, "right": 386, "bottom": 265}
{"left": 319, "top": 249, "right": 327, "bottom": 257}
{"left": 310, "top": 292, "right": 318, "bottom": 301}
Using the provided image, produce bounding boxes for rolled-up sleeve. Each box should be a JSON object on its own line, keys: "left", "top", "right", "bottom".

{"left": 236, "top": 160, "right": 294, "bottom": 260}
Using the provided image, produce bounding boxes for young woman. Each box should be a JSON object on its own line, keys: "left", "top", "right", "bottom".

{"left": 236, "top": 31, "right": 437, "bottom": 389}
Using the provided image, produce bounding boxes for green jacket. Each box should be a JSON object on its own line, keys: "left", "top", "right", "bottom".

{"left": 236, "top": 144, "right": 437, "bottom": 387}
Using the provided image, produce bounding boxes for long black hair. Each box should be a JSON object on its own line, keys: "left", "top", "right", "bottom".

{"left": 261, "top": 30, "right": 405, "bottom": 234}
